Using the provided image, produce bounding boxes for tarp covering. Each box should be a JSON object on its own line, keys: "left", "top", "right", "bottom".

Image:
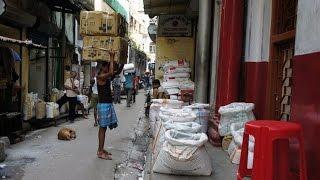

{"left": 104, "top": 0, "right": 129, "bottom": 22}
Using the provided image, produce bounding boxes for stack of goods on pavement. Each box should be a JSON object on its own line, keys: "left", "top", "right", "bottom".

{"left": 23, "top": 93, "right": 38, "bottom": 121}
{"left": 150, "top": 103, "right": 212, "bottom": 176}
{"left": 149, "top": 99, "right": 183, "bottom": 137}
{"left": 46, "top": 102, "right": 60, "bottom": 119}
{"left": 80, "top": 11, "right": 128, "bottom": 64}
{"left": 35, "top": 100, "right": 46, "bottom": 119}
{"left": 161, "top": 60, "right": 194, "bottom": 101}
{"left": 217, "top": 102, "right": 256, "bottom": 169}
{"left": 183, "top": 103, "right": 211, "bottom": 133}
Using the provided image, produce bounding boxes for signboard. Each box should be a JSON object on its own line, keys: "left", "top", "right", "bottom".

{"left": 158, "top": 15, "right": 192, "bottom": 37}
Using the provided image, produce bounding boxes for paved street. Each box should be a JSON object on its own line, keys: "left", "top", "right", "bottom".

{"left": 2, "top": 93, "right": 145, "bottom": 180}
{"left": 1, "top": 92, "right": 238, "bottom": 180}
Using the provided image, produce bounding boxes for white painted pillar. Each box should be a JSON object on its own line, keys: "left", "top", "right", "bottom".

{"left": 245, "top": 0, "right": 264, "bottom": 62}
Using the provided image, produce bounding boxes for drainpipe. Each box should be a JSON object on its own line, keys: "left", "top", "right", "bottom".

{"left": 215, "top": 0, "right": 245, "bottom": 110}
{"left": 209, "top": 0, "right": 222, "bottom": 104}
{"left": 195, "top": 0, "right": 212, "bottom": 103}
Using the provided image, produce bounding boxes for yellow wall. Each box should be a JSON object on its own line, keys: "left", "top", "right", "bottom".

{"left": 155, "top": 37, "right": 195, "bottom": 80}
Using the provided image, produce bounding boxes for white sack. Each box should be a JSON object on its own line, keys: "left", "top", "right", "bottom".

{"left": 165, "top": 77, "right": 190, "bottom": 83}
{"left": 153, "top": 122, "right": 202, "bottom": 161}
{"left": 163, "top": 73, "right": 190, "bottom": 81}
{"left": 123, "top": 63, "right": 135, "bottom": 71}
{"left": 184, "top": 105, "right": 210, "bottom": 133}
{"left": 186, "top": 103, "right": 210, "bottom": 109}
{"left": 179, "top": 81, "right": 195, "bottom": 90}
{"left": 163, "top": 122, "right": 202, "bottom": 134}
{"left": 218, "top": 102, "right": 255, "bottom": 136}
{"left": 228, "top": 122, "right": 255, "bottom": 169}
{"left": 46, "top": 102, "right": 59, "bottom": 118}
{"left": 149, "top": 101, "right": 183, "bottom": 136}
{"left": 163, "top": 60, "right": 190, "bottom": 71}
{"left": 159, "top": 107, "right": 196, "bottom": 123}
{"left": 149, "top": 104, "right": 162, "bottom": 136}
{"left": 165, "top": 88, "right": 180, "bottom": 95}
{"left": 162, "top": 81, "right": 180, "bottom": 89}
{"left": 230, "top": 122, "right": 255, "bottom": 152}
{"left": 152, "top": 130, "right": 211, "bottom": 176}
{"left": 230, "top": 147, "right": 253, "bottom": 169}
{"left": 169, "top": 95, "right": 178, "bottom": 100}
{"left": 165, "top": 67, "right": 191, "bottom": 74}
{"left": 151, "top": 99, "right": 183, "bottom": 109}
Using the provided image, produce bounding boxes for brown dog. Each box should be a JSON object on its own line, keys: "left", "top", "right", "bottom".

{"left": 58, "top": 127, "right": 76, "bottom": 141}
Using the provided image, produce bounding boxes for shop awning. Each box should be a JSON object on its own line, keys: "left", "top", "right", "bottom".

{"left": 0, "top": 0, "right": 36, "bottom": 27}
{"left": 143, "top": 0, "right": 198, "bottom": 18}
{"left": 104, "top": 0, "right": 129, "bottom": 22}
{"left": 43, "top": 0, "right": 94, "bottom": 13}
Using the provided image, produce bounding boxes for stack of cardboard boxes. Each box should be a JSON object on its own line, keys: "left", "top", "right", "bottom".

{"left": 80, "top": 11, "right": 128, "bottom": 63}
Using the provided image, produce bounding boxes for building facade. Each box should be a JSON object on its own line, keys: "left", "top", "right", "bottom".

{"left": 143, "top": 0, "right": 320, "bottom": 179}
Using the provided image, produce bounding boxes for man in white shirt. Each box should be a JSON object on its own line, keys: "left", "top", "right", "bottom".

{"left": 64, "top": 71, "right": 80, "bottom": 123}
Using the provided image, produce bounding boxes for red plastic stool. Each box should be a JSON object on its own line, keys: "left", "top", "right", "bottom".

{"left": 237, "top": 120, "right": 307, "bottom": 180}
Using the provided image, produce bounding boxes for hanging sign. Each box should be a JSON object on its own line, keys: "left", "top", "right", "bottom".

{"left": 158, "top": 15, "right": 192, "bottom": 37}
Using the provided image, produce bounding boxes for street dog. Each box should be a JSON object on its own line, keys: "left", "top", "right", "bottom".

{"left": 57, "top": 127, "right": 76, "bottom": 141}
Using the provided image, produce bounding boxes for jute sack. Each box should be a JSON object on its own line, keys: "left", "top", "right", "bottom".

{"left": 35, "top": 100, "right": 46, "bottom": 119}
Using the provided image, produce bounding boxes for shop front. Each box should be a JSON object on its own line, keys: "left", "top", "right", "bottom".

{"left": 0, "top": 1, "right": 42, "bottom": 141}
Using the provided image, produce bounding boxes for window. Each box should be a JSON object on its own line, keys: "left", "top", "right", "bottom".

{"left": 149, "top": 43, "right": 156, "bottom": 53}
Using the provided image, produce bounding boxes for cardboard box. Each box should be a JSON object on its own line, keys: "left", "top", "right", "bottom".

{"left": 80, "top": 11, "right": 127, "bottom": 37}
{"left": 82, "top": 36, "right": 128, "bottom": 64}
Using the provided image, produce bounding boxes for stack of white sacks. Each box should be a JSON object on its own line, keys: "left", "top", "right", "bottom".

{"left": 162, "top": 60, "right": 194, "bottom": 100}
{"left": 218, "top": 102, "right": 256, "bottom": 169}
{"left": 151, "top": 100, "right": 212, "bottom": 176}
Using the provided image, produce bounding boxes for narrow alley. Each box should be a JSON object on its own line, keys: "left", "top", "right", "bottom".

{"left": 1, "top": 0, "right": 320, "bottom": 179}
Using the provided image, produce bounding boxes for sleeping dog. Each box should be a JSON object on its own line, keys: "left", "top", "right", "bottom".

{"left": 58, "top": 127, "right": 76, "bottom": 141}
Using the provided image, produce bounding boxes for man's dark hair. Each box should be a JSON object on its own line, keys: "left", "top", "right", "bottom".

{"left": 152, "top": 79, "right": 160, "bottom": 86}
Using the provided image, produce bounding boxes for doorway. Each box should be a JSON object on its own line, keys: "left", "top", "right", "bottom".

{"left": 29, "top": 49, "right": 47, "bottom": 100}
{"left": 268, "top": 0, "right": 298, "bottom": 120}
